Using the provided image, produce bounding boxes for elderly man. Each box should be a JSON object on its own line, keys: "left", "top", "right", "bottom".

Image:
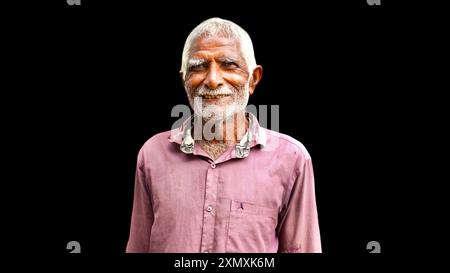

{"left": 126, "top": 18, "right": 321, "bottom": 253}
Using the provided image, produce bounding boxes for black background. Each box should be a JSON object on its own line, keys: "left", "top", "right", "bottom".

{"left": 5, "top": 0, "right": 435, "bottom": 263}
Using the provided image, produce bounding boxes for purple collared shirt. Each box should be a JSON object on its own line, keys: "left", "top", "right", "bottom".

{"left": 126, "top": 113, "right": 321, "bottom": 253}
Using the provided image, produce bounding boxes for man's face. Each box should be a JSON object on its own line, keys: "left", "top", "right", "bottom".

{"left": 183, "top": 36, "right": 252, "bottom": 120}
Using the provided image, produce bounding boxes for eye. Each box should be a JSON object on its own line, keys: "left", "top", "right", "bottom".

{"left": 188, "top": 63, "right": 208, "bottom": 72}
{"left": 221, "top": 61, "right": 239, "bottom": 69}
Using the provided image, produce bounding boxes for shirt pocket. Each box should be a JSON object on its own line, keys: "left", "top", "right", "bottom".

{"left": 225, "top": 200, "right": 278, "bottom": 253}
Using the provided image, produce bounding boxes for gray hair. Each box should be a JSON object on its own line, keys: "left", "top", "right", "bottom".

{"left": 180, "top": 17, "right": 257, "bottom": 80}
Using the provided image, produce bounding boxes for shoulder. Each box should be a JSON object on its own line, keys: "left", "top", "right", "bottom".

{"left": 137, "top": 130, "right": 174, "bottom": 165}
{"left": 262, "top": 128, "right": 312, "bottom": 162}
{"left": 141, "top": 130, "right": 173, "bottom": 149}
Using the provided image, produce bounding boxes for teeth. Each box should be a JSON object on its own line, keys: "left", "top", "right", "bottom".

{"left": 202, "top": 94, "right": 228, "bottom": 99}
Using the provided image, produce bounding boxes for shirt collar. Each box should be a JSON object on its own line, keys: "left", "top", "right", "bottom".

{"left": 168, "top": 112, "right": 267, "bottom": 159}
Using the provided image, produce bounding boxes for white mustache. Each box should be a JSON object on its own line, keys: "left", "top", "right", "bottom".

{"left": 197, "top": 86, "right": 233, "bottom": 96}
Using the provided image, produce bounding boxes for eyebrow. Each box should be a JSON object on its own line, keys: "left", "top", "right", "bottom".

{"left": 187, "top": 58, "right": 206, "bottom": 67}
{"left": 218, "top": 57, "right": 238, "bottom": 63}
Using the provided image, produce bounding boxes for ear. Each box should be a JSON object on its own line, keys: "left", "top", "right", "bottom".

{"left": 179, "top": 71, "right": 185, "bottom": 86}
{"left": 248, "top": 65, "right": 263, "bottom": 95}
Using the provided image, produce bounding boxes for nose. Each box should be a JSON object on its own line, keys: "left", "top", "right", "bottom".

{"left": 204, "top": 62, "right": 224, "bottom": 90}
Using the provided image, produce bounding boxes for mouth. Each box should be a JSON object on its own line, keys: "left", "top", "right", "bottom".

{"left": 201, "top": 94, "right": 231, "bottom": 100}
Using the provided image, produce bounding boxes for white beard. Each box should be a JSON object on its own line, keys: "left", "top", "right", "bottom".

{"left": 187, "top": 78, "right": 251, "bottom": 121}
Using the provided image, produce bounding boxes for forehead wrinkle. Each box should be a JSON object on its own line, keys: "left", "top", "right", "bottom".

{"left": 191, "top": 36, "right": 240, "bottom": 50}
{"left": 190, "top": 50, "right": 244, "bottom": 65}
{"left": 189, "top": 37, "right": 244, "bottom": 60}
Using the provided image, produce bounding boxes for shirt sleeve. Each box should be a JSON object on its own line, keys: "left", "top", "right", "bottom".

{"left": 277, "top": 154, "right": 322, "bottom": 253}
{"left": 126, "top": 150, "right": 154, "bottom": 253}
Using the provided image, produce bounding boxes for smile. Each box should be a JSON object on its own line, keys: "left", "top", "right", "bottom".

{"left": 201, "top": 94, "right": 231, "bottom": 99}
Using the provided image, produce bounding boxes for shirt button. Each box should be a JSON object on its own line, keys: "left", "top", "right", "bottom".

{"left": 210, "top": 163, "right": 216, "bottom": 168}
{"left": 206, "top": 205, "right": 213, "bottom": 212}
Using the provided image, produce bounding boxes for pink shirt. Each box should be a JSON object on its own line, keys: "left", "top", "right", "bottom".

{"left": 126, "top": 113, "right": 321, "bottom": 253}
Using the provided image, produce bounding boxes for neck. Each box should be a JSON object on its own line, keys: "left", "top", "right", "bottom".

{"left": 194, "top": 111, "right": 248, "bottom": 144}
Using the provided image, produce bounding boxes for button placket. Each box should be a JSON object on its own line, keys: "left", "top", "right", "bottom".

{"left": 200, "top": 162, "right": 219, "bottom": 253}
